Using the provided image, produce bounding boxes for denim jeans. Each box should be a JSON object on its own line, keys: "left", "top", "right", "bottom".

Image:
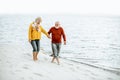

{"left": 52, "top": 43, "right": 61, "bottom": 57}
{"left": 31, "top": 39, "right": 40, "bottom": 52}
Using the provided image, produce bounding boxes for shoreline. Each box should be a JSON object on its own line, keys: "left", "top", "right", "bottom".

{"left": 62, "top": 58, "right": 120, "bottom": 75}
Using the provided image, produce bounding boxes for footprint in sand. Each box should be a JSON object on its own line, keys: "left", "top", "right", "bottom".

{"left": 76, "top": 66, "right": 80, "bottom": 69}
{"left": 11, "top": 71, "right": 15, "bottom": 75}
{"left": 107, "top": 77, "right": 113, "bottom": 80}
{"left": 26, "top": 53, "right": 31, "bottom": 57}
{"left": 23, "top": 66, "right": 29, "bottom": 69}
{"left": 85, "top": 70, "right": 98, "bottom": 76}
{"left": 29, "top": 77, "right": 33, "bottom": 80}
{"left": 34, "top": 73, "right": 43, "bottom": 77}
{"left": 15, "top": 69, "right": 22, "bottom": 72}
{"left": 91, "top": 77, "right": 96, "bottom": 80}
{"left": 6, "top": 61, "right": 10, "bottom": 63}
{"left": 70, "top": 67, "right": 76, "bottom": 72}
{"left": 91, "top": 72, "right": 98, "bottom": 76}
{"left": 20, "top": 77, "right": 25, "bottom": 80}
{"left": 22, "top": 64, "right": 30, "bottom": 70}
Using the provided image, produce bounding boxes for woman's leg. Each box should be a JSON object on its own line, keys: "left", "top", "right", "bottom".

{"left": 33, "top": 52, "right": 36, "bottom": 61}
{"left": 35, "top": 40, "right": 40, "bottom": 60}
{"left": 31, "top": 40, "right": 37, "bottom": 61}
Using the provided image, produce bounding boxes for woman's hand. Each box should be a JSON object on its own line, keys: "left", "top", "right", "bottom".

{"left": 29, "top": 39, "right": 31, "bottom": 43}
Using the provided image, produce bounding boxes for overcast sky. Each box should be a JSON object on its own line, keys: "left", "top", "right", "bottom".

{"left": 0, "top": 0, "right": 120, "bottom": 15}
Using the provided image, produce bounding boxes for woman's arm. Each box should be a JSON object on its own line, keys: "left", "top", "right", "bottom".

{"left": 28, "top": 24, "right": 32, "bottom": 42}
{"left": 41, "top": 26, "right": 50, "bottom": 38}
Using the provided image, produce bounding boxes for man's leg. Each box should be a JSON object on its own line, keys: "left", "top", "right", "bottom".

{"left": 56, "top": 57, "right": 60, "bottom": 65}
{"left": 56, "top": 43, "right": 61, "bottom": 57}
{"left": 56, "top": 43, "right": 61, "bottom": 64}
{"left": 51, "top": 57, "right": 55, "bottom": 63}
{"left": 50, "top": 43, "right": 55, "bottom": 56}
{"left": 51, "top": 43, "right": 57, "bottom": 62}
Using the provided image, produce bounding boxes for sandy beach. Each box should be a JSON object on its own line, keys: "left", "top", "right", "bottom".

{"left": 0, "top": 44, "right": 120, "bottom": 80}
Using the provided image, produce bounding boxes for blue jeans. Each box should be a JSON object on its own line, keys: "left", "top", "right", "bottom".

{"left": 52, "top": 43, "right": 61, "bottom": 57}
{"left": 31, "top": 39, "right": 40, "bottom": 53}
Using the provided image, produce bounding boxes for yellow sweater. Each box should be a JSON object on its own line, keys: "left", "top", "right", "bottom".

{"left": 28, "top": 23, "right": 48, "bottom": 40}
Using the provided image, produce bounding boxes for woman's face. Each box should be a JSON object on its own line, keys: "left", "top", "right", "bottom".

{"left": 36, "top": 19, "right": 41, "bottom": 24}
{"left": 35, "top": 18, "right": 42, "bottom": 24}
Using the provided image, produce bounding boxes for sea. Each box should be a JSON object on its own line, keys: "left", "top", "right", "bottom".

{"left": 0, "top": 14, "right": 120, "bottom": 73}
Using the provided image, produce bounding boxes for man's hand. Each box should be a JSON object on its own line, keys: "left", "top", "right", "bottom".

{"left": 64, "top": 41, "right": 66, "bottom": 45}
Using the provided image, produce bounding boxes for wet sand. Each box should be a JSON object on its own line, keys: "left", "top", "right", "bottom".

{"left": 0, "top": 44, "right": 120, "bottom": 80}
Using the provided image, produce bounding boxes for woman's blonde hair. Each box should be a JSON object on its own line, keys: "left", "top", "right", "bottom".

{"left": 35, "top": 17, "right": 42, "bottom": 22}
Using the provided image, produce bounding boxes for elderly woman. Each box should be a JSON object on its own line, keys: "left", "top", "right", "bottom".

{"left": 28, "top": 17, "right": 50, "bottom": 61}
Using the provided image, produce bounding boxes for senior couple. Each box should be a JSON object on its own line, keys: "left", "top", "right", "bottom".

{"left": 28, "top": 17, "right": 66, "bottom": 64}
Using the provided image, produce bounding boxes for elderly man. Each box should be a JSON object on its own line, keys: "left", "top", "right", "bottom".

{"left": 48, "top": 21, "right": 66, "bottom": 64}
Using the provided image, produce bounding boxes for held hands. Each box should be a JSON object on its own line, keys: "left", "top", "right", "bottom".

{"left": 47, "top": 35, "right": 51, "bottom": 39}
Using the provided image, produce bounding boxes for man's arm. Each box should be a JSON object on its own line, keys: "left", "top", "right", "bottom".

{"left": 61, "top": 28, "right": 66, "bottom": 45}
{"left": 48, "top": 27, "right": 52, "bottom": 35}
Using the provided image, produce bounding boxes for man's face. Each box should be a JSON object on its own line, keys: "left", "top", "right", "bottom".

{"left": 55, "top": 22, "right": 60, "bottom": 26}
